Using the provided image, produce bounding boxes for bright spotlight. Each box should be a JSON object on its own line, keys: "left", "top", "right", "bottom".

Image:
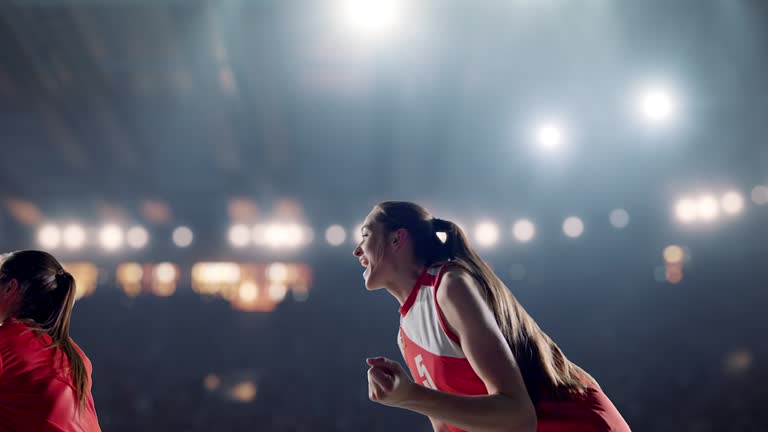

{"left": 229, "top": 224, "right": 251, "bottom": 248}
{"left": 721, "top": 191, "right": 744, "bottom": 215}
{"left": 266, "top": 225, "right": 295, "bottom": 248}
{"left": 609, "top": 209, "right": 630, "bottom": 229}
{"left": 751, "top": 185, "right": 768, "bottom": 205}
{"left": 263, "top": 225, "right": 287, "bottom": 247}
{"left": 474, "top": 221, "right": 499, "bottom": 247}
{"left": 562, "top": 217, "right": 584, "bottom": 238}
{"left": 38, "top": 224, "right": 61, "bottom": 249}
{"left": 535, "top": 122, "right": 563, "bottom": 151}
{"left": 254, "top": 223, "right": 307, "bottom": 249}
{"left": 173, "top": 226, "right": 194, "bottom": 248}
{"left": 239, "top": 281, "right": 259, "bottom": 302}
{"left": 325, "top": 225, "right": 347, "bottom": 246}
{"left": 340, "top": 0, "right": 404, "bottom": 39}
{"left": 126, "top": 226, "right": 149, "bottom": 249}
{"left": 99, "top": 224, "right": 124, "bottom": 251}
{"left": 638, "top": 85, "right": 676, "bottom": 123}
{"left": 283, "top": 224, "right": 304, "bottom": 247}
{"left": 512, "top": 219, "right": 535, "bottom": 242}
{"left": 62, "top": 224, "right": 86, "bottom": 250}
{"left": 675, "top": 198, "right": 698, "bottom": 224}
{"left": 696, "top": 195, "right": 719, "bottom": 221}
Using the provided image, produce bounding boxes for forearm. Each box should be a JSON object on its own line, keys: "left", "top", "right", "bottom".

{"left": 430, "top": 417, "right": 451, "bottom": 432}
{"left": 401, "top": 385, "right": 536, "bottom": 432}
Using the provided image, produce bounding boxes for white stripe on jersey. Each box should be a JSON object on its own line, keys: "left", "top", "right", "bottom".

{"left": 399, "top": 264, "right": 465, "bottom": 359}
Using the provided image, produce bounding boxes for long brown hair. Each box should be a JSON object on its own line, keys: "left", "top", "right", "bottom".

{"left": 372, "top": 201, "right": 596, "bottom": 401}
{"left": 0, "top": 250, "right": 88, "bottom": 406}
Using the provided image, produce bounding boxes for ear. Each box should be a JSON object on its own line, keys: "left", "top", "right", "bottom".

{"left": 1, "top": 278, "right": 19, "bottom": 299}
{"left": 391, "top": 228, "right": 409, "bottom": 251}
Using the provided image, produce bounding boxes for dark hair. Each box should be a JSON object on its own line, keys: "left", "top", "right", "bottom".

{"left": 372, "top": 201, "right": 596, "bottom": 401}
{"left": 0, "top": 250, "right": 88, "bottom": 406}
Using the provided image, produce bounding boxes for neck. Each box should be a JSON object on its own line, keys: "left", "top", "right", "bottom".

{"left": 384, "top": 260, "right": 427, "bottom": 306}
{"left": 0, "top": 313, "right": 15, "bottom": 325}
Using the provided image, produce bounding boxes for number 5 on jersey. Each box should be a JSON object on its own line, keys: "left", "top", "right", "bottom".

{"left": 414, "top": 354, "right": 437, "bottom": 390}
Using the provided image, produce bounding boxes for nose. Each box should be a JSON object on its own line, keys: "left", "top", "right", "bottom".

{"left": 353, "top": 245, "right": 362, "bottom": 257}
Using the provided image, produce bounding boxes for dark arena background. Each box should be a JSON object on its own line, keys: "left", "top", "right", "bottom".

{"left": 0, "top": 1, "right": 767, "bottom": 431}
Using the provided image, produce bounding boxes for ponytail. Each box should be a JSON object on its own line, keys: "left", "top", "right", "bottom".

{"left": 49, "top": 271, "right": 89, "bottom": 408}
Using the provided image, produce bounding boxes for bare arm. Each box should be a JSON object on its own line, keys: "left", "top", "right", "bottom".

{"left": 367, "top": 270, "right": 536, "bottom": 432}
{"left": 429, "top": 417, "right": 451, "bottom": 432}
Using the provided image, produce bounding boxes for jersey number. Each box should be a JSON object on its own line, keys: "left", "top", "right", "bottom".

{"left": 414, "top": 354, "right": 437, "bottom": 390}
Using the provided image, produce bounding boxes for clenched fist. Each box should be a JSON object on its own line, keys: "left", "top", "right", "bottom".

{"left": 366, "top": 357, "right": 416, "bottom": 407}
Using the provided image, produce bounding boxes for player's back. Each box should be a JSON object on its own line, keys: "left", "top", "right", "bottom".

{"left": 0, "top": 319, "right": 101, "bottom": 432}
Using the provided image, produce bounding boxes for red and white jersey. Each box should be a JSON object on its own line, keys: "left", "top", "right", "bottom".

{"left": 398, "top": 262, "right": 631, "bottom": 432}
{"left": 398, "top": 263, "right": 488, "bottom": 400}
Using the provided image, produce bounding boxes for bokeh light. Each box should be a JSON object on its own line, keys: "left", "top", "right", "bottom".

{"left": 228, "top": 380, "right": 257, "bottom": 403}
{"left": 609, "top": 209, "right": 630, "bottom": 229}
{"left": 474, "top": 221, "right": 499, "bottom": 247}
{"left": 203, "top": 374, "right": 221, "bottom": 392}
{"left": 173, "top": 226, "right": 194, "bottom": 248}
{"left": 62, "top": 224, "right": 86, "bottom": 250}
{"left": 512, "top": 219, "right": 535, "bottom": 242}
{"left": 663, "top": 245, "right": 685, "bottom": 264}
{"left": 238, "top": 281, "right": 259, "bottom": 302}
{"left": 126, "top": 226, "right": 149, "bottom": 249}
{"left": 724, "top": 349, "right": 753, "bottom": 375}
{"left": 99, "top": 224, "right": 124, "bottom": 251}
{"left": 751, "top": 185, "right": 768, "bottom": 205}
{"left": 117, "top": 262, "right": 144, "bottom": 297}
{"left": 267, "top": 283, "right": 288, "bottom": 302}
{"left": 696, "top": 195, "right": 719, "bottom": 221}
{"left": 63, "top": 262, "right": 98, "bottom": 300}
{"left": 720, "top": 191, "right": 744, "bottom": 215}
{"left": 152, "top": 262, "right": 178, "bottom": 297}
{"left": 254, "top": 223, "right": 307, "bottom": 249}
{"left": 325, "top": 225, "right": 347, "bottom": 246}
{"left": 38, "top": 224, "right": 62, "bottom": 249}
{"left": 675, "top": 198, "right": 698, "bottom": 223}
{"left": 267, "top": 263, "right": 288, "bottom": 283}
{"left": 665, "top": 264, "right": 683, "bottom": 284}
{"left": 229, "top": 224, "right": 251, "bottom": 248}
{"left": 562, "top": 217, "right": 584, "bottom": 238}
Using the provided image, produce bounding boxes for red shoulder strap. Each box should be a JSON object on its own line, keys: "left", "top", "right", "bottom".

{"left": 432, "top": 262, "right": 462, "bottom": 345}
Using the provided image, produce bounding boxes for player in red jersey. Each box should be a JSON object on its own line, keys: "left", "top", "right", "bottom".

{"left": 0, "top": 250, "right": 101, "bottom": 431}
{"left": 354, "top": 202, "right": 630, "bottom": 432}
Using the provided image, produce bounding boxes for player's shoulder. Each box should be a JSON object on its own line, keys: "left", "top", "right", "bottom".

{"left": 436, "top": 263, "right": 482, "bottom": 304}
{"left": 437, "top": 261, "right": 476, "bottom": 286}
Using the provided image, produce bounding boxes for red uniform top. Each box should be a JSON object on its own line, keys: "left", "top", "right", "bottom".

{"left": 0, "top": 319, "right": 101, "bottom": 432}
{"left": 398, "top": 263, "right": 631, "bottom": 432}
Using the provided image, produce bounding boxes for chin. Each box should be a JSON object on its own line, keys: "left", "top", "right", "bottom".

{"left": 364, "top": 277, "right": 384, "bottom": 291}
